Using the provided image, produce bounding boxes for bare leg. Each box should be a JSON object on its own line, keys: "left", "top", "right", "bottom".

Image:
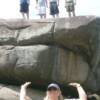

{"left": 26, "top": 12, "right": 29, "bottom": 19}
{"left": 73, "top": 10, "right": 76, "bottom": 17}
{"left": 44, "top": 14, "right": 46, "bottom": 19}
{"left": 20, "top": 82, "right": 31, "bottom": 100}
{"left": 40, "top": 15, "right": 43, "bottom": 19}
{"left": 68, "top": 12, "right": 71, "bottom": 17}
{"left": 22, "top": 13, "right": 25, "bottom": 19}
{"left": 52, "top": 15, "right": 55, "bottom": 18}
{"left": 56, "top": 13, "right": 59, "bottom": 18}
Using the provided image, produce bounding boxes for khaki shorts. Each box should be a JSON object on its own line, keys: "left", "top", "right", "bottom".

{"left": 65, "top": 2, "right": 75, "bottom": 12}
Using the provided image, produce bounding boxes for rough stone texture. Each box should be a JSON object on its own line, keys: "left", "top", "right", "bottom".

{"left": 0, "top": 16, "right": 100, "bottom": 92}
{"left": 17, "top": 22, "right": 54, "bottom": 45}
{"left": 0, "top": 45, "right": 89, "bottom": 86}
{"left": 52, "top": 49, "right": 89, "bottom": 84}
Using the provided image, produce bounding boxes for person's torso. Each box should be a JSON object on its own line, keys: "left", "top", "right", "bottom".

{"left": 50, "top": 0, "right": 57, "bottom": 3}
{"left": 20, "top": 0, "right": 29, "bottom": 4}
{"left": 66, "top": 0, "right": 74, "bottom": 3}
{"left": 38, "top": 0, "right": 46, "bottom": 6}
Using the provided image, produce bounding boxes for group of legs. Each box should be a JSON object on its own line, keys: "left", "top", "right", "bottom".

{"left": 20, "top": 0, "right": 76, "bottom": 19}
{"left": 20, "top": 0, "right": 59, "bottom": 19}
{"left": 36, "top": 0, "right": 59, "bottom": 19}
{"left": 20, "top": 82, "right": 91, "bottom": 100}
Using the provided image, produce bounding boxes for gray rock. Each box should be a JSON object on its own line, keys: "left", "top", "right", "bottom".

{"left": 0, "top": 26, "right": 18, "bottom": 45}
{"left": 0, "top": 45, "right": 89, "bottom": 86}
{"left": 17, "top": 22, "right": 54, "bottom": 45}
{"left": 0, "top": 16, "right": 100, "bottom": 92}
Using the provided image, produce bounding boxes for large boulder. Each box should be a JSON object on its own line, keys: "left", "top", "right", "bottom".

{"left": 0, "top": 45, "right": 89, "bottom": 86}
{"left": 0, "top": 16, "right": 100, "bottom": 92}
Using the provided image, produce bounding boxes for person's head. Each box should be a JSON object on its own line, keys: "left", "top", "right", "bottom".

{"left": 44, "top": 83, "right": 64, "bottom": 100}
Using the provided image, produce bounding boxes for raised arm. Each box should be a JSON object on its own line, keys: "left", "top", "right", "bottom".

{"left": 20, "top": 82, "right": 31, "bottom": 100}
{"left": 69, "top": 83, "right": 87, "bottom": 100}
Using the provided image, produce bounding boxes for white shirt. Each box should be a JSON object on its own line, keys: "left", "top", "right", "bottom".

{"left": 50, "top": 0, "right": 57, "bottom": 2}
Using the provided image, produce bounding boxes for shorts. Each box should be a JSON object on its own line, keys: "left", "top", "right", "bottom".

{"left": 50, "top": 2, "right": 59, "bottom": 15}
{"left": 65, "top": 2, "right": 75, "bottom": 12}
{"left": 39, "top": 6, "right": 46, "bottom": 15}
{"left": 20, "top": 3, "right": 29, "bottom": 13}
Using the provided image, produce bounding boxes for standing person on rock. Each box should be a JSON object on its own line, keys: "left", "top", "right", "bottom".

{"left": 65, "top": 0, "right": 76, "bottom": 17}
{"left": 20, "top": 82, "right": 87, "bottom": 100}
{"left": 20, "top": 0, "right": 30, "bottom": 19}
{"left": 36, "top": 0, "right": 48, "bottom": 19}
{"left": 49, "top": 0, "right": 59, "bottom": 18}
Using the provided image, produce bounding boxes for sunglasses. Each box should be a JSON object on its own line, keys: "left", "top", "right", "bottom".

{"left": 47, "top": 87, "right": 58, "bottom": 91}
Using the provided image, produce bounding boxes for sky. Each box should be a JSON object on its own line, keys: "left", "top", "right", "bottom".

{"left": 0, "top": 0, "right": 100, "bottom": 19}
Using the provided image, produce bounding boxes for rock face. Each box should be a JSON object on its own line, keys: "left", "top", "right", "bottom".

{"left": 0, "top": 16, "right": 100, "bottom": 92}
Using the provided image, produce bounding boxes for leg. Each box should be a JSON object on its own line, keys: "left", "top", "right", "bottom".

{"left": 66, "top": 6, "right": 71, "bottom": 18}
{"left": 72, "top": 10, "right": 76, "bottom": 17}
{"left": 44, "top": 14, "right": 46, "bottom": 19}
{"left": 22, "top": 13, "right": 25, "bottom": 19}
{"left": 52, "top": 15, "right": 55, "bottom": 18}
{"left": 55, "top": 2, "right": 59, "bottom": 18}
{"left": 68, "top": 12, "right": 71, "bottom": 17}
{"left": 56, "top": 13, "right": 59, "bottom": 18}
{"left": 72, "top": 5, "right": 75, "bottom": 17}
{"left": 40, "top": 15, "right": 43, "bottom": 19}
{"left": 26, "top": 12, "right": 29, "bottom": 19}
{"left": 25, "top": 3, "right": 29, "bottom": 19}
